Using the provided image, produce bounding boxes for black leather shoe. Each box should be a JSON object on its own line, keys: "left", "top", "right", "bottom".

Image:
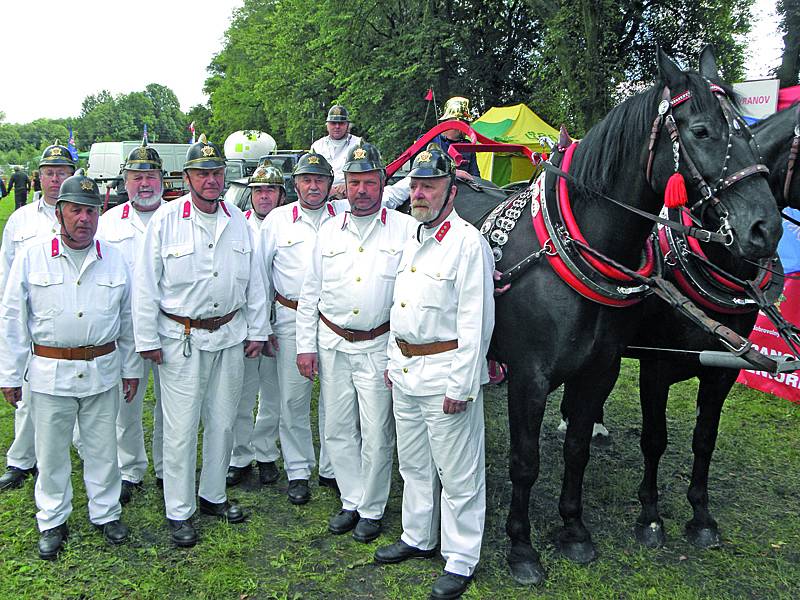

{"left": 257, "top": 461, "right": 280, "bottom": 484}
{"left": 0, "top": 466, "right": 36, "bottom": 491}
{"left": 328, "top": 509, "right": 359, "bottom": 534}
{"left": 168, "top": 518, "right": 198, "bottom": 547}
{"left": 119, "top": 480, "right": 142, "bottom": 505}
{"left": 38, "top": 523, "right": 68, "bottom": 560}
{"left": 226, "top": 464, "right": 251, "bottom": 487}
{"left": 430, "top": 571, "right": 473, "bottom": 600}
{"left": 374, "top": 539, "right": 437, "bottom": 564}
{"left": 318, "top": 475, "right": 340, "bottom": 496}
{"left": 353, "top": 517, "right": 383, "bottom": 543}
{"left": 287, "top": 479, "right": 310, "bottom": 505}
{"left": 95, "top": 519, "right": 130, "bottom": 545}
{"left": 198, "top": 497, "right": 246, "bottom": 523}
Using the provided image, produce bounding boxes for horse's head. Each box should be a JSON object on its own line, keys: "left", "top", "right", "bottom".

{"left": 648, "top": 47, "right": 782, "bottom": 260}
{"left": 751, "top": 103, "right": 800, "bottom": 210}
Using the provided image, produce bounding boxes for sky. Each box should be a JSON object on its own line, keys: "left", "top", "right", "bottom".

{"left": 0, "top": 0, "right": 787, "bottom": 126}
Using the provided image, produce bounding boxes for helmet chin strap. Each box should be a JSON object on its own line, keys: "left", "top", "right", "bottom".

{"left": 187, "top": 176, "right": 221, "bottom": 203}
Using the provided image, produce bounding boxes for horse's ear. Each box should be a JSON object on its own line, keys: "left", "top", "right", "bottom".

{"left": 656, "top": 46, "right": 683, "bottom": 88}
{"left": 699, "top": 45, "right": 720, "bottom": 80}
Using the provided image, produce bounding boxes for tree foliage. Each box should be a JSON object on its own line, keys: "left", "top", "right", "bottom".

{"left": 777, "top": 0, "right": 800, "bottom": 87}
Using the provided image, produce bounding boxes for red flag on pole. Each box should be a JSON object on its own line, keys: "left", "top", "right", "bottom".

{"left": 424, "top": 88, "right": 433, "bottom": 101}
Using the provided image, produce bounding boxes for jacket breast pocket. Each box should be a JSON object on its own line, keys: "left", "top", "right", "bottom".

{"left": 161, "top": 244, "right": 196, "bottom": 286}
{"left": 320, "top": 245, "right": 348, "bottom": 282}
{"left": 377, "top": 245, "right": 403, "bottom": 281}
{"left": 28, "top": 272, "right": 64, "bottom": 316}
{"left": 231, "top": 241, "right": 251, "bottom": 280}
{"left": 94, "top": 274, "right": 127, "bottom": 312}
{"left": 419, "top": 267, "right": 457, "bottom": 309}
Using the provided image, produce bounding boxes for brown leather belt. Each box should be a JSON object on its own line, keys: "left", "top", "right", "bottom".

{"left": 161, "top": 309, "right": 238, "bottom": 334}
{"left": 319, "top": 312, "right": 390, "bottom": 343}
{"left": 275, "top": 292, "right": 298, "bottom": 310}
{"left": 395, "top": 338, "right": 458, "bottom": 358}
{"left": 33, "top": 341, "right": 116, "bottom": 361}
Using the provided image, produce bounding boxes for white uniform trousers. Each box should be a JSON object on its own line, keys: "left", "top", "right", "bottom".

{"left": 393, "top": 388, "right": 486, "bottom": 577}
{"left": 230, "top": 354, "right": 280, "bottom": 467}
{"left": 158, "top": 337, "right": 244, "bottom": 520}
{"left": 117, "top": 362, "right": 163, "bottom": 483}
{"left": 30, "top": 387, "right": 122, "bottom": 531}
{"left": 6, "top": 379, "right": 36, "bottom": 470}
{"left": 319, "top": 346, "right": 394, "bottom": 519}
{"left": 275, "top": 334, "right": 333, "bottom": 480}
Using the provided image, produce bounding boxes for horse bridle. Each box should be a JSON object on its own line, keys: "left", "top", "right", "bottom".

{"left": 645, "top": 84, "right": 770, "bottom": 246}
{"left": 784, "top": 104, "right": 800, "bottom": 202}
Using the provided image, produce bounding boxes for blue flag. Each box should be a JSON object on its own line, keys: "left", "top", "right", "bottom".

{"left": 143, "top": 123, "right": 149, "bottom": 144}
{"left": 67, "top": 127, "right": 79, "bottom": 162}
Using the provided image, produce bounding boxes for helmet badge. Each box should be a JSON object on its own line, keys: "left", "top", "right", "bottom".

{"left": 353, "top": 148, "right": 367, "bottom": 160}
{"left": 418, "top": 151, "right": 432, "bottom": 162}
{"left": 137, "top": 147, "right": 148, "bottom": 159}
{"left": 307, "top": 156, "right": 320, "bottom": 164}
{"left": 80, "top": 180, "right": 94, "bottom": 191}
{"left": 201, "top": 146, "right": 216, "bottom": 157}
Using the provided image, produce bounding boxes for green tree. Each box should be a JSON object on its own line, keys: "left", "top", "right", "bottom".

{"left": 186, "top": 104, "right": 213, "bottom": 142}
{"left": 144, "top": 83, "right": 186, "bottom": 142}
{"left": 525, "top": 0, "right": 753, "bottom": 134}
{"left": 777, "top": 0, "right": 800, "bottom": 87}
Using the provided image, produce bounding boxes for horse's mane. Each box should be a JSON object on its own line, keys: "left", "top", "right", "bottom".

{"left": 570, "top": 71, "right": 737, "bottom": 195}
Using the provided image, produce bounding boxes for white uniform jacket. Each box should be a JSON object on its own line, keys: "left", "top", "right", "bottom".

{"left": 0, "top": 195, "right": 59, "bottom": 287}
{"left": 310, "top": 134, "right": 363, "bottom": 184}
{"left": 296, "top": 207, "right": 416, "bottom": 354}
{"left": 97, "top": 200, "right": 165, "bottom": 274}
{"left": 387, "top": 211, "right": 495, "bottom": 402}
{"left": 257, "top": 200, "right": 349, "bottom": 338}
{"left": 0, "top": 237, "right": 141, "bottom": 396}
{"left": 133, "top": 196, "right": 270, "bottom": 353}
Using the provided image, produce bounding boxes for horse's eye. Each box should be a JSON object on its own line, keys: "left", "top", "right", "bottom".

{"left": 691, "top": 126, "right": 710, "bottom": 139}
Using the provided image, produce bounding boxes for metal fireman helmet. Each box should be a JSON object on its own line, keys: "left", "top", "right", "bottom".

{"left": 248, "top": 164, "right": 285, "bottom": 189}
{"left": 292, "top": 151, "right": 334, "bottom": 178}
{"left": 326, "top": 104, "right": 350, "bottom": 123}
{"left": 125, "top": 138, "right": 163, "bottom": 171}
{"left": 39, "top": 142, "right": 77, "bottom": 169}
{"left": 342, "top": 141, "right": 384, "bottom": 174}
{"left": 57, "top": 169, "right": 102, "bottom": 207}
{"left": 183, "top": 134, "right": 225, "bottom": 170}
{"left": 409, "top": 143, "right": 455, "bottom": 178}
{"left": 438, "top": 96, "right": 473, "bottom": 122}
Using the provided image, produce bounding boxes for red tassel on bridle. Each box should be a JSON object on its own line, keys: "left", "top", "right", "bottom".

{"left": 664, "top": 172, "right": 688, "bottom": 208}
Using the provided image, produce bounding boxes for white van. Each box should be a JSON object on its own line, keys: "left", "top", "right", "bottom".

{"left": 87, "top": 141, "right": 191, "bottom": 187}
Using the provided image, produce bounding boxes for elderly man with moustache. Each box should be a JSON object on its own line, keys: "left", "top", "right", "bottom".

{"left": 0, "top": 144, "right": 76, "bottom": 492}
{"left": 257, "top": 151, "right": 349, "bottom": 505}
{"left": 374, "top": 144, "right": 494, "bottom": 600}
{"left": 296, "top": 142, "right": 416, "bottom": 543}
{"left": 133, "top": 135, "right": 270, "bottom": 548}
{"left": 0, "top": 172, "right": 140, "bottom": 560}
{"left": 96, "top": 140, "right": 166, "bottom": 503}
{"left": 226, "top": 164, "right": 286, "bottom": 487}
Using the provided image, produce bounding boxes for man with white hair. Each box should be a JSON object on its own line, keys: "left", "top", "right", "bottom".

{"left": 97, "top": 139, "right": 166, "bottom": 503}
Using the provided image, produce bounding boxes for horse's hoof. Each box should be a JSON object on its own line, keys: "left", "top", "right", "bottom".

{"left": 685, "top": 523, "right": 721, "bottom": 549}
{"left": 634, "top": 520, "right": 666, "bottom": 548}
{"left": 556, "top": 533, "right": 597, "bottom": 564}
{"left": 508, "top": 558, "right": 546, "bottom": 585}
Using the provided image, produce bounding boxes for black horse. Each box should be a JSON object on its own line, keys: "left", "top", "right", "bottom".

{"left": 626, "top": 95, "right": 800, "bottom": 550}
{"left": 490, "top": 49, "right": 783, "bottom": 584}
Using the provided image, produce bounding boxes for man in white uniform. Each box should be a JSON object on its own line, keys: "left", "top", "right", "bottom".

{"left": 257, "top": 151, "right": 347, "bottom": 505}
{"left": 310, "top": 105, "right": 362, "bottom": 198}
{"left": 227, "top": 164, "right": 284, "bottom": 487}
{"left": 374, "top": 144, "right": 494, "bottom": 600}
{"left": 133, "top": 136, "right": 270, "bottom": 547}
{"left": 0, "top": 144, "right": 75, "bottom": 491}
{"left": 297, "top": 142, "right": 416, "bottom": 543}
{"left": 0, "top": 172, "right": 139, "bottom": 559}
{"left": 97, "top": 140, "right": 166, "bottom": 503}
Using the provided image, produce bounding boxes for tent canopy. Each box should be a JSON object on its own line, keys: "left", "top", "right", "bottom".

{"left": 471, "top": 104, "right": 559, "bottom": 186}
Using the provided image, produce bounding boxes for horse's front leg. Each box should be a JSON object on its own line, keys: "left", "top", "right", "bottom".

{"left": 557, "top": 358, "right": 620, "bottom": 563}
{"left": 505, "top": 368, "right": 548, "bottom": 585}
{"left": 634, "top": 358, "right": 673, "bottom": 548}
{"left": 685, "top": 369, "right": 735, "bottom": 548}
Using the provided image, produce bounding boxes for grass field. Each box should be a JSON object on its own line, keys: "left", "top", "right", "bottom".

{"left": 0, "top": 196, "right": 798, "bottom": 599}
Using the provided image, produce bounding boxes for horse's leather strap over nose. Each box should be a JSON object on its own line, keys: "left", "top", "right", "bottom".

{"left": 396, "top": 338, "right": 458, "bottom": 358}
